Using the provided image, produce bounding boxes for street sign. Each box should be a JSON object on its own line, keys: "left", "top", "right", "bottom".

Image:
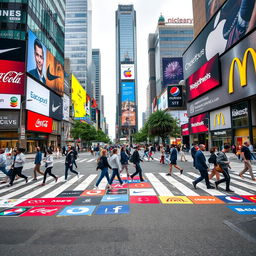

{"left": 72, "top": 197, "right": 102, "bottom": 205}
{"left": 129, "top": 189, "right": 156, "bottom": 196}
{"left": 101, "top": 195, "right": 129, "bottom": 202}
{"left": 20, "top": 207, "right": 62, "bottom": 217}
{"left": 57, "top": 206, "right": 96, "bottom": 216}
{"left": 159, "top": 196, "right": 193, "bottom": 204}
{"left": 217, "top": 196, "right": 252, "bottom": 204}
{"left": 0, "top": 207, "right": 29, "bottom": 216}
{"left": 227, "top": 205, "right": 256, "bottom": 215}
{"left": 81, "top": 190, "right": 105, "bottom": 196}
{"left": 95, "top": 205, "right": 129, "bottom": 215}
{"left": 130, "top": 196, "right": 160, "bottom": 204}
{"left": 188, "top": 196, "right": 225, "bottom": 204}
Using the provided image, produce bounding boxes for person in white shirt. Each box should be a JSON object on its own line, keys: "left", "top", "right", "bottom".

{"left": 41, "top": 149, "right": 58, "bottom": 186}
{"left": 109, "top": 148, "right": 123, "bottom": 186}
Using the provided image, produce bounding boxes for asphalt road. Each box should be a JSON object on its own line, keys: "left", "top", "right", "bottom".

{"left": 0, "top": 152, "right": 256, "bottom": 256}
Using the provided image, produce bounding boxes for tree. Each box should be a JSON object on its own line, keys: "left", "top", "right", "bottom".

{"left": 71, "top": 121, "right": 97, "bottom": 144}
{"left": 95, "top": 130, "right": 111, "bottom": 143}
{"left": 133, "top": 126, "right": 148, "bottom": 143}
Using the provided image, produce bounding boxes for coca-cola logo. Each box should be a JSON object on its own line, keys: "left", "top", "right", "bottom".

{"left": 35, "top": 119, "right": 48, "bottom": 128}
{"left": 0, "top": 71, "right": 23, "bottom": 84}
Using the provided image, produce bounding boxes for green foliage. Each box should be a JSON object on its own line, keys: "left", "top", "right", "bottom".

{"left": 133, "top": 127, "right": 148, "bottom": 143}
{"left": 95, "top": 130, "right": 111, "bottom": 143}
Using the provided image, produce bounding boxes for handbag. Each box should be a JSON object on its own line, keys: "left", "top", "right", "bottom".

{"left": 215, "top": 164, "right": 224, "bottom": 173}
{"left": 96, "top": 157, "right": 104, "bottom": 170}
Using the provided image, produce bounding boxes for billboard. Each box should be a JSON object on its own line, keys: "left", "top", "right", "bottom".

{"left": 162, "top": 57, "right": 183, "bottom": 86}
{"left": 167, "top": 85, "right": 183, "bottom": 108}
{"left": 0, "top": 94, "right": 20, "bottom": 109}
{"left": 186, "top": 54, "right": 220, "bottom": 101}
{"left": 181, "top": 123, "right": 190, "bottom": 136}
{"left": 0, "top": 3, "right": 27, "bottom": 23}
{"left": 205, "top": 0, "right": 223, "bottom": 22}
{"left": 27, "top": 30, "right": 64, "bottom": 96}
{"left": 158, "top": 90, "right": 168, "bottom": 111}
{"left": 121, "top": 64, "right": 135, "bottom": 80}
{"left": 71, "top": 74, "right": 86, "bottom": 118}
{"left": 190, "top": 113, "right": 209, "bottom": 133}
{"left": 187, "top": 30, "right": 256, "bottom": 116}
{"left": 26, "top": 76, "right": 50, "bottom": 116}
{"left": 0, "top": 110, "right": 19, "bottom": 130}
{"left": 231, "top": 102, "right": 249, "bottom": 128}
{"left": 62, "top": 94, "right": 70, "bottom": 121}
{"left": 167, "top": 110, "right": 189, "bottom": 125}
{"left": 49, "top": 91, "right": 63, "bottom": 120}
{"left": 121, "top": 81, "right": 136, "bottom": 126}
{"left": 183, "top": 0, "right": 256, "bottom": 79}
{"left": 210, "top": 106, "right": 231, "bottom": 131}
{"left": 27, "top": 111, "right": 52, "bottom": 133}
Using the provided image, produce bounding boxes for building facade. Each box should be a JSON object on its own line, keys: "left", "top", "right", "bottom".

{"left": 92, "top": 49, "right": 101, "bottom": 109}
{"left": 115, "top": 4, "right": 138, "bottom": 142}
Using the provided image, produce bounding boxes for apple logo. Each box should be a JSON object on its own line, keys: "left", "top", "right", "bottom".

{"left": 124, "top": 68, "right": 132, "bottom": 78}
{"left": 205, "top": 11, "right": 227, "bottom": 60}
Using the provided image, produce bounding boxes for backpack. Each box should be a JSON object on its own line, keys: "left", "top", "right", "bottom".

{"left": 208, "top": 154, "right": 216, "bottom": 164}
{"left": 129, "top": 154, "right": 135, "bottom": 163}
{"left": 96, "top": 157, "right": 104, "bottom": 170}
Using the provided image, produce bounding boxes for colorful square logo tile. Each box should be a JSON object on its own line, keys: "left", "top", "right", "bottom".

{"left": 129, "top": 183, "right": 152, "bottom": 189}
{"left": 0, "top": 207, "right": 29, "bottom": 217}
{"left": 217, "top": 196, "right": 252, "bottom": 204}
{"left": 81, "top": 190, "right": 105, "bottom": 196}
{"left": 57, "top": 190, "right": 84, "bottom": 197}
{"left": 111, "top": 183, "right": 129, "bottom": 188}
{"left": 101, "top": 195, "right": 129, "bottom": 202}
{"left": 130, "top": 196, "right": 160, "bottom": 204}
{"left": 20, "top": 207, "right": 62, "bottom": 217}
{"left": 240, "top": 195, "right": 256, "bottom": 203}
{"left": 159, "top": 196, "right": 193, "bottom": 204}
{"left": 17, "top": 197, "right": 77, "bottom": 207}
{"left": 188, "top": 196, "right": 225, "bottom": 204}
{"left": 72, "top": 197, "right": 102, "bottom": 205}
{"left": 0, "top": 198, "right": 26, "bottom": 208}
{"left": 227, "top": 205, "right": 256, "bottom": 215}
{"left": 129, "top": 188, "right": 156, "bottom": 196}
{"left": 106, "top": 189, "right": 128, "bottom": 195}
{"left": 95, "top": 204, "right": 129, "bottom": 215}
{"left": 57, "top": 206, "right": 96, "bottom": 216}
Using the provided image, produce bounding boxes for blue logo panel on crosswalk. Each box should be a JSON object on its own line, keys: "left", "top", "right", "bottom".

{"left": 95, "top": 205, "right": 129, "bottom": 215}
{"left": 227, "top": 205, "right": 256, "bottom": 215}
{"left": 101, "top": 195, "right": 129, "bottom": 202}
{"left": 57, "top": 206, "right": 96, "bottom": 216}
{"left": 217, "top": 196, "right": 252, "bottom": 204}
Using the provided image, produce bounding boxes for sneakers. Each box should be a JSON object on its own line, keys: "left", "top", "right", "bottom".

{"left": 32, "top": 178, "right": 37, "bottom": 181}
{"left": 93, "top": 185, "right": 98, "bottom": 190}
{"left": 180, "top": 169, "right": 184, "bottom": 175}
{"left": 40, "top": 183, "right": 45, "bottom": 186}
{"left": 192, "top": 181, "right": 197, "bottom": 189}
{"left": 166, "top": 173, "right": 171, "bottom": 176}
{"left": 77, "top": 172, "right": 80, "bottom": 178}
{"left": 55, "top": 177, "right": 58, "bottom": 183}
{"left": 25, "top": 177, "right": 28, "bottom": 183}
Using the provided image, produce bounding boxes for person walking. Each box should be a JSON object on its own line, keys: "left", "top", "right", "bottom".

{"left": 0, "top": 148, "right": 9, "bottom": 183}
{"left": 64, "top": 145, "right": 79, "bottom": 181}
{"left": 215, "top": 145, "right": 234, "bottom": 192}
{"left": 192, "top": 144, "right": 214, "bottom": 189}
{"left": 71, "top": 146, "right": 78, "bottom": 169}
{"left": 148, "top": 146, "right": 154, "bottom": 161}
{"left": 191, "top": 143, "right": 198, "bottom": 168}
{"left": 239, "top": 141, "right": 256, "bottom": 181}
{"left": 130, "top": 146, "right": 144, "bottom": 182}
{"left": 167, "top": 144, "right": 183, "bottom": 176}
{"left": 143, "top": 146, "right": 149, "bottom": 159}
{"left": 109, "top": 148, "right": 123, "bottom": 186}
{"left": 56, "top": 147, "right": 60, "bottom": 159}
{"left": 8, "top": 148, "right": 28, "bottom": 187}
{"left": 165, "top": 145, "right": 171, "bottom": 164}
{"left": 120, "top": 146, "right": 130, "bottom": 177}
{"left": 33, "top": 146, "right": 44, "bottom": 180}
{"left": 94, "top": 149, "right": 112, "bottom": 189}
{"left": 62, "top": 146, "right": 66, "bottom": 156}
{"left": 160, "top": 147, "right": 165, "bottom": 164}
{"left": 180, "top": 146, "right": 188, "bottom": 162}
{"left": 41, "top": 149, "right": 58, "bottom": 185}
{"left": 208, "top": 147, "right": 220, "bottom": 181}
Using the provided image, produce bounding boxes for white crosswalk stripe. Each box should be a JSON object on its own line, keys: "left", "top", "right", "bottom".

{"left": 87, "top": 158, "right": 96, "bottom": 163}
{"left": 78, "top": 159, "right": 88, "bottom": 163}
{"left": 73, "top": 174, "right": 97, "bottom": 191}
{"left": 229, "top": 173, "right": 256, "bottom": 185}
{"left": 0, "top": 176, "right": 32, "bottom": 189}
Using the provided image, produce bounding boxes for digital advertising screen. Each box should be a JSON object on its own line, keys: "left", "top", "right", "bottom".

{"left": 121, "top": 64, "right": 135, "bottom": 80}
{"left": 190, "top": 113, "right": 209, "bottom": 134}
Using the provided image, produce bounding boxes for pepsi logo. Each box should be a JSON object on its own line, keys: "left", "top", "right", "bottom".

{"left": 170, "top": 87, "right": 180, "bottom": 97}
{"left": 225, "top": 196, "right": 243, "bottom": 203}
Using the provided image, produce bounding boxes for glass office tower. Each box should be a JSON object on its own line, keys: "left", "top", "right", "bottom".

{"left": 116, "top": 5, "right": 138, "bottom": 141}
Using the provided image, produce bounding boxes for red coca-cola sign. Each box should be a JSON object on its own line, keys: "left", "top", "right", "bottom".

{"left": 181, "top": 123, "right": 190, "bottom": 136}
{"left": 0, "top": 60, "right": 25, "bottom": 95}
{"left": 190, "top": 113, "right": 209, "bottom": 134}
{"left": 27, "top": 111, "right": 52, "bottom": 133}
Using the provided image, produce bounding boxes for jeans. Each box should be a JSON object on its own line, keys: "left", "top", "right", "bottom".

{"left": 43, "top": 167, "right": 57, "bottom": 183}
{"left": 0, "top": 166, "right": 8, "bottom": 176}
{"left": 109, "top": 168, "right": 123, "bottom": 185}
{"left": 65, "top": 163, "right": 78, "bottom": 180}
{"left": 95, "top": 167, "right": 110, "bottom": 187}
{"left": 9, "top": 167, "right": 27, "bottom": 185}
{"left": 216, "top": 168, "right": 230, "bottom": 190}
{"left": 194, "top": 169, "right": 210, "bottom": 188}
{"left": 131, "top": 163, "right": 143, "bottom": 181}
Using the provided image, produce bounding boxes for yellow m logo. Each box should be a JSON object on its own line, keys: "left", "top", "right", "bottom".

{"left": 214, "top": 113, "right": 225, "bottom": 127}
{"left": 229, "top": 48, "right": 256, "bottom": 94}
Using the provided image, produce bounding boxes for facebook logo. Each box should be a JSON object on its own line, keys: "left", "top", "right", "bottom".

{"left": 95, "top": 204, "right": 129, "bottom": 215}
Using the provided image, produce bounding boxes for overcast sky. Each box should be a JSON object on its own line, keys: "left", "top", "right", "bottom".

{"left": 91, "top": 0, "right": 193, "bottom": 140}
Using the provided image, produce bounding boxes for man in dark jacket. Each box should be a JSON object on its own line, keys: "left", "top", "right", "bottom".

{"left": 130, "top": 146, "right": 144, "bottom": 182}
{"left": 65, "top": 146, "right": 79, "bottom": 181}
{"left": 192, "top": 144, "right": 214, "bottom": 189}
{"left": 191, "top": 143, "right": 198, "bottom": 168}
{"left": 167, "top": 144, "right": 183, "bottom": 176}
{"left": 33, "top": 146, "right": 44, "bottom": 180}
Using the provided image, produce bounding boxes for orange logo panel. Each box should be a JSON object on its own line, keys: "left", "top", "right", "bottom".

{"left": 81, "top": 190, "right": 105, "bottom": 196}
{"left": 188, "top": 196, "right": 225, "bottom": 204}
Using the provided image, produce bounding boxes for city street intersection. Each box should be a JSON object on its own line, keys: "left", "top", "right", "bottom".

{"left": 0, "top": 152, "right": 256, "bottom": 255}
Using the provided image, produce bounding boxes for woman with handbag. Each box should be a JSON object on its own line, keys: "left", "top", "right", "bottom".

{"left": 94, "top": 149, "right": 112, "bottom": 189}
{"left": 41, "top": 149, "right": 58, "bottom": 186}
{"left": 208, "top": 147, "right": 220, "bottom": 181}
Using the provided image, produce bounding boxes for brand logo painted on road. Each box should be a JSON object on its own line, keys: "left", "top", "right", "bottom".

{"left": 57, "top": 191, "right": 84, "bottom": 197}
{"left": 217, "top": 196, "right": 252, "bottom": 204}
{"left": 0, "top": 207, "right": 29, "bottom": 216}
{"left": 57, "top": 206, "right": 96, "bottom": 216}
{"left": 101, "top": 195, "right": 129, "bottom": 202}
{"left": 159, "top": 196, "right": 193, "bottom": 204}
{"left": 0, "top": 199, "right": 26, "bottom": 208}
{"left": 188, "top": 196, "right": 225, "bottom": 204}
{"left": 72, "top": 197, "right": 102, "bottom": 205}
{"left": 95, "top": 205, "right": 129, "bottom": 215}
{"left": 240, "top": 195, "right": 256, "bottom": 203}
{"left": 20, "top": 207, "right": 62, "bottom": 217}
{"left": 130, "top": 196, "right": 160, "bottom": 204}
{"left": 111, "top": 183, "right": 129, "bottom": 188}
{"left": 81, "top": 190, "right": 105, "bottom": 196}
{"left": 227, "top": 205, "right": 256, "bottom": 215}
{"left": 17, "top": 197, "right": 77, "bottom": 207}
{"left": 106, "top": 189, "right": 128, "bottom": 195}
{"left": 129, "top": 183, "right": 152, "bottom": 189}
{"left": 129, "top": 189, "right": 156, "bottom": 196}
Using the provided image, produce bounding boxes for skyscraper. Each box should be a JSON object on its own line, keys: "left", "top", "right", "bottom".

{"left": 65, "top": 0, "right": 92, "bottom": 95}
{"left": 115, "top": 5, "right": 138, "bottom": 141}
{"left": 92, "top": 49, "right": 101, "bottom": 109}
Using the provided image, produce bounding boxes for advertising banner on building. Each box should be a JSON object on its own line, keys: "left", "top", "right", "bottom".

{"left": 210, "top": 106, "right": 231, "bottom": 131}
{"left": 251, "top": 100, "right": 256, "bottom": 126}
{"left": 0, "top": 110, "right": 19, "bottom": 130}
{"left": 0, "top": 94, "right": 20, "bottom": 109}
{"left": 158, "top": 90, "right": 168, "bottom": 111}
{"left": 62, "top": 94, "right": 70, "bottom": 121}
{"left": 121, "top": 81, "right": 136, "bottom": 126}
{"left": 186, "top": 55, "right": 220, "bottom": 101}
{"left": 167, "top": 85, "right": 183, "bottom": 108}
{"left": 190, "top": 113, "right": 209, "bottom": 133}
{"left": 0, "top": 3, "right": 27, "bottom": 23}
{"left": 231, "top": 102, "right": 249, "bottom": 128}
{"left": 187, "top": 30, "right": 256, "bottom": 117}
{"left": 168, "top": 110, "right": 188, "bottom": 125}
{"left": 52, "top": 120, "right": 60, "bottom": 135}
{"left": 49, "top": 91, "right": 63, "bottom": 120}
{"left": 183, "top": 0, "right": 256, "bottom": 79}
{"left": 205, "top": 0, "right": 223, "bottom": 22}
{"left": 162, "top": 57, "right": 183, "bottom": 86}
{"left": 121, "top": 64, "right": 135, "bottom": 80}
{"left": 26, "top": 76, "right": 50, "bottom": 116}
{"left": 27, "top": 111, "right": 52, "bottom": 133}
{"left": 71, "top": 74, "right": 86, "bottom": 118}
{"left": 181, "top": 123, "right": 190, "bottom": 136}
{"left": 27, "top": 30, "right": 64, "bottom": 96}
